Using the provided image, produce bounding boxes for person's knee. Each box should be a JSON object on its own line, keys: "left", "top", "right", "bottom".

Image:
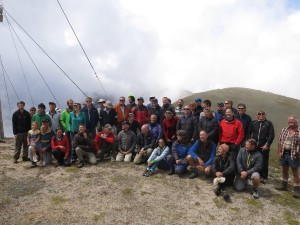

{"left": 186, "top": 154, "right": 193, "bottom": 162}
{"left": 204, "top": 167, "right": 211, "bottom": 176}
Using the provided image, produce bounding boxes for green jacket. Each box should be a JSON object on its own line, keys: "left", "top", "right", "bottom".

{"left": 31, "top": 113, "right": 52, "bottom": 129}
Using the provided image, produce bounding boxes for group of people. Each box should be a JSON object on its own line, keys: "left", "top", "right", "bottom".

{"left": 11, "top": 95, "right": 300, "bottom": 201}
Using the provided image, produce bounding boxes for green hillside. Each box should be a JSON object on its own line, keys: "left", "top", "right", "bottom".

{"left": 180, "top": 87, "right": 300, "bottom": 167}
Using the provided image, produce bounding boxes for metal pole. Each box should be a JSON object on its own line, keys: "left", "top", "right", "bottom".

{"left": 0, "top": 97, "right": 4, "bottom": 139}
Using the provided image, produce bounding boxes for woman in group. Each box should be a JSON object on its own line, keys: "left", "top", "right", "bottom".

{"left": 69, "top": 103, "right": 86, "bottom": 163}
{"left": 167, "top": 130, "right": 190, "bottom": 175}
{"left": 143, "top": 139, "right": 171, "bottom": 177}
{"left": 162, "top": 110, "right": 178, "bottom": 148}
{"left": 51, "top": 127, "right": 70, "bottom": 167}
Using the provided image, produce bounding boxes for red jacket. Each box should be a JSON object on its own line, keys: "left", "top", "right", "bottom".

{"left": 131, "top": 105, "right": 150, "bottom": 126}
{"left": 162, "top": 116, "right": 178, "bottom": 141}
{"left": 51, "top": 135, "right": 70, "bottom": 158}
{"left": 219, "top": 118, "right": 244, "bottom": 145}
{"left": 94, "top": 131, "right": 115, "bottom": 152}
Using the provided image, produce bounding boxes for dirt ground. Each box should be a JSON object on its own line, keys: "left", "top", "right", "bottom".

{"left": 0, "top": 138, "right": 299, "bottom": 225}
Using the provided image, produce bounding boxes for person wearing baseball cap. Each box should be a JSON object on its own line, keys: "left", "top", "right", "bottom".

{"left": 31, "top": 103, "right": 52, "bottom": 129}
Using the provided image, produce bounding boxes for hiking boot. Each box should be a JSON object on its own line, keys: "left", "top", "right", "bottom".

{"left": 189, "top": 172, "right": 198, "bottom": 179}
{"left": 13, "top": 159, "right": 18, "bottom": 164}
{"left": 30, "top": 162, "right": 37, "bottom": 168}
{"left": 293, "top": 186, "right": 300, "bottom": 198}
{"left": 223, "top": 194, "right": 232, "bottom": 203}
{"left": 260, "top": 178, "right": 267, "bottom": 184}
{"left": 142, "top": 169, "right": 148, "bottom": 176}
{"left": 214, "top": 186, "right": 222, "bottom": 196}
{"left": 168, "top": 169, "right": 175, "bottom": 175}
{"left": 77, "top": 161, "right": 84, "bottom": 168}
{"left": 275, "top": 181, "right": 288, "bottom": 191}
{"left": 111, "top": 156, "right": 116, "bottom": 162}
{"left": 252, "top": 189, "right": 259, "bottom": 199}
{"left": 22, "top": 156, "right": 31, "bottom": 161}
{"left": 146, "top": 170, "right": 155, "bottom": 177}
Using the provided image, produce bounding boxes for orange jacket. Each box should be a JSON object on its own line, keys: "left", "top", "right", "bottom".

{"left": 114, "top": 104, "right": 131, "bottom": 123}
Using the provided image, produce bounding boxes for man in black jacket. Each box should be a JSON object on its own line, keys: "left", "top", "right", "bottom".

{"left": 248, "top": 110, "right": 275, "bottom": 183}
{"left": 12, "top": 101, "right": 31, "bottom": 163}
{"left": 212, "top": 144, "right": 235, "bottom": 198}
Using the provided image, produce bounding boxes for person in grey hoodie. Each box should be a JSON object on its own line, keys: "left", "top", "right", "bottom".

{"left": 234, "top": 138, "right": 262, "bottom": 199}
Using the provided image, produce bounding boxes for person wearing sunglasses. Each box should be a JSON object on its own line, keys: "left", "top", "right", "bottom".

{"left": 234, "top": 103, "right": 252, "bottom": 147}
{"left": 248, "top": 110, "right": 275, "bottom": 184}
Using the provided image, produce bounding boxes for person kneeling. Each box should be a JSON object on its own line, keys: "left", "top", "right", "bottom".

{"left": 211, "top": 144, "right": 235, "bottom": 201}
{"left": 51, "top": 127, "right": 70, "bottom": 167}
{"left": 143, "top": 139, "right": 170, "bottom": 177}
{"left": 187, "top": 131, "right": 216, "bottom": 179}
{"left": 74, "top": 124, "right": 97, "bottom": 168}
{"left": 234, "top": 139, "right": 262, "bottom": 199}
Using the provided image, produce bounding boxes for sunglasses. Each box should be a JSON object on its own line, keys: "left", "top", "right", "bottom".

{"left": 238, "top": 108, "right": 245, "bottom": 110}
{"left": 119, "top": 100, "right": 125, "bottom": 102}
{"left": 258, "top": 113, "right": 265, "bottom": 115}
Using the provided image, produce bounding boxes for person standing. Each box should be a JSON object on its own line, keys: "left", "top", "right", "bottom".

{"left": 175, "top": 99, "right": 184, "bottom": 118}
{"left": 248, "top": 110, "right": 275, "bottom": 183}
{"left": 115, "top": 96, "right": 131, "bottom": 133}
{"left": 31, "top": 103, "right": 52, "bottom": 128}
{"left": 235, "top": 103, "right": 252, "bottom": 147}
{"left": 47, "top": 102, "right": 61, "bottom": 132}
{"left": 81, "top": 97, "right": 99, "bottom": 138}
{"left": 12, "top": 101, "right": 31, "bottom": 163}
{"left": 276, "top": 115, "right": 300, "bottom": 198}
{"left": 219, "top": 108, "right": 244, "bottom": 161}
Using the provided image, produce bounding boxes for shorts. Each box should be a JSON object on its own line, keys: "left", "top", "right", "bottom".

{"left": 234, "top": 172, "right": 260, "bottom": 192}
{"left": 280, "top": 152, "right": 300, "bottom": 168}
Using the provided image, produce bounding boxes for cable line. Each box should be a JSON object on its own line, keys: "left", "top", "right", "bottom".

{"left": 0, "top": 55, "right": 14, "bottom": 114}
{"left": 6, "top": 17, "right": 61, "bottom": 108}
{"left": 7, "top": 17, "right": 35, "bottom": 106}
{"left": 4, "top": 9, "right": 88, "bottom": 98}
{"left": 56, "top": 0, "right": 108, "bottom": 98}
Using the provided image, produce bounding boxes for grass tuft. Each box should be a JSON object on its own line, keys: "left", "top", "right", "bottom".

{"left": 51, "top": 196, "right": 67, "bottom": 205}
{"left": 64, "top": 167, "right": 80, "bottom": 173}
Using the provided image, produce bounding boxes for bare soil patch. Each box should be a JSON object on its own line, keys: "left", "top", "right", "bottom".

{"left": 0, "top": 138, "right": 299, "bottom": 225}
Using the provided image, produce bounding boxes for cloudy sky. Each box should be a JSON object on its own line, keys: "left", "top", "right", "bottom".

{"left": 1, "top": 0, "right": 300, "bottom": 135}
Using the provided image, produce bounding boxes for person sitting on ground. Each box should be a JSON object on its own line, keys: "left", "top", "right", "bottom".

{"left": 134, "top": 124, "right": 156, "bottom": 164}
{"left": 148, "top": 114, "right": 162, "bottom": 146}
{"left": 187, "top": 130, "right": 216, "bottom": 179}
{"left": 27, "top": 121, "right": 41, "bottom": 164}
{"left": 234, "top": 138, "right": 262, "bottom": 199}
{"left": 167, "top": 130, "right": 190, "bottom": 175}
{"left": 74, "top": 124, "right": 97, "bottom": 168}
{"left": 211, "top": 144, "right": 235, "bottom": 199}
{"left": 51, "top": 127, "right": 70, "bottom": 167}
{"left": 116, "top": 121, "right": 137, "bottom": 162}
{"left": 94, "top": 124, "right": 116, "bottom": 162}
{"left": 143, "top": 139, "right": 171, "bottom": 177}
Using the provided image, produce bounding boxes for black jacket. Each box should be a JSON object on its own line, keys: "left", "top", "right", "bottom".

{"left": 248, "top": 120, "right": 275, "bottom": 148}
{"left": 12, "top": 110, "right": 31, "bottom": 135}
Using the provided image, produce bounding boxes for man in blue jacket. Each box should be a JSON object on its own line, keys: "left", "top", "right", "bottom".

{"left": 187, "top": 130, "right": 216, "bottom": 179}
{"left": 81, "top": 97, "right": 99, "bottom": 138}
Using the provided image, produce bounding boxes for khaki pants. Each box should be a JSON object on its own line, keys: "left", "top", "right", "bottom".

{"left": 133, "top": 148, "right": 153, "bottom": 164}
{"left": 14, "top": 132, "right": 28, "bottom": 160}
{"left": 75, "top": 147, "right": 97, "bottom": 165}
{"left": 116, "top": 152, "right": 132, "bottom": 162}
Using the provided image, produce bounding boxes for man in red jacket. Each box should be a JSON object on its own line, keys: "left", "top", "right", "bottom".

{"left": 219, "top": 108, "right": 244, "bottom": 160}
{"left": 94, "top": 124, "right": 116, "bottom": 162}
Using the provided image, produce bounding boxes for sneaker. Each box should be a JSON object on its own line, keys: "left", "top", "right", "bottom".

{"left": 33, "top": 155, "right": 38, "bottom": 162}
{"left": 252, "top": 190, "right": 259, "bottom": 199}
{"left": 189, "top": 172, "right": 198, "bottom": 179}
{"left": 142, "top": 169, "right": 148, "bottom": 176}
{"left": 77, "top": 161, "right": 84, "bottom": 168}
{"left": 111, "top": 156, "right": 116, "bottom": 162}
{"left": 275, "top": 181, "right": 288, "bottom": 191}
{"left": 214, "top": 186, "right": 222, "bottom": 196}
{"left": 146, "top": 170, "right": 155, "bottom": 177}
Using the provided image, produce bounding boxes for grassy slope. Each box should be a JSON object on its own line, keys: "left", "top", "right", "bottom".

{"left": 180, "top": 87, "right": 300, "bottom": 167}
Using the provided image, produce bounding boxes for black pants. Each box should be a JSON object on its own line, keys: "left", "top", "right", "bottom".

{"left": 52, "top": 149, "right": 65, "bottom": 165}
{"left": 258, "top": 149, "right": 269, "bottom": 179}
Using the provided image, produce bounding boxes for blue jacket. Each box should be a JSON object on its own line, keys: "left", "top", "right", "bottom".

{"left": 148, "top": 146, "right": 170, "bottom": 163}
{"left": 189, "top": 139, "right": 216, "bottom": 167}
